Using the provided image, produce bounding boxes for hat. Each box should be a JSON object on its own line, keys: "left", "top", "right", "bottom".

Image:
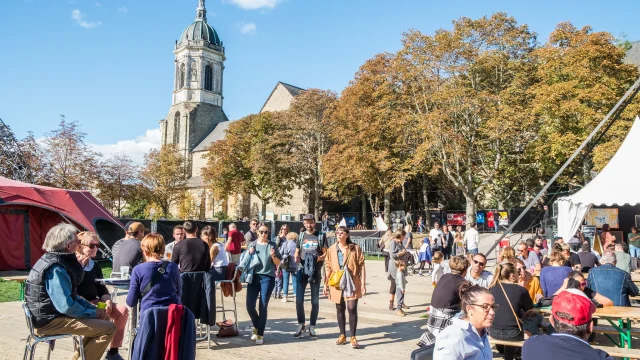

{"left": 128, "top": 222, "right": 150, "bottom": 233}
{"left": 552, "top": 289, "right": 596, "bottom": 326}
{"left": 302, "top": 214, "right": 315, "bottom": 221}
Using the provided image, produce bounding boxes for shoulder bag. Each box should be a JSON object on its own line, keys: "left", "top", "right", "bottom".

{"left": 328, "top": 249, "right": 352, "bottom": 288}
{"left": 141, "top": 261, "right": 170, "bottom": 298}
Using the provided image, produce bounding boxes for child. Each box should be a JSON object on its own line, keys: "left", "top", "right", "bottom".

{"left": 454, "top": 232, "right": 465, "bottom": 256}
{"left": 417, "top": 236, "right": 432, "bottom": 276}
{"left": 274, "top": 263, "right": 283, "bottom": 299}
{"left": 396, "top": 260, "right": 408, "bottom": 317}
{"left": 431, "top": 251, "right": 444, "bottom": 288}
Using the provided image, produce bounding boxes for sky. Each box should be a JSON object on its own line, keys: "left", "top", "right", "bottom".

{"left": 1, "top": 0, "right": 640, "bottom": 164}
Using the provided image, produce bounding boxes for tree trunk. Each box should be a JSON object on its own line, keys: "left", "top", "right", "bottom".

{"left": 465, "top": 193, "right": 476, "bottom": 230}
{"left": 360, "top": 191, "right": 367, "bottom": 228}
{"left": 314, "top": 175, "right": 321, "bottom": 220}
{"left": 261, "top": 200, "right": 267, "bottom": 221}
{"left": 422, "top": 174, "right": 430, "bottom": 230}
{"left": 307, "top": 177, "right": 316, "bottom": 215}
{"left": 383, "top": 191, "right": 391, "bottom": 227}
{"left": 582, "top": 156, "right": 593, "bottom": 186}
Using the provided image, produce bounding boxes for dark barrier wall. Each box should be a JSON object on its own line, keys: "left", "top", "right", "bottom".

{"left": 155, "top": 220, "right": 220, "bottom": 243}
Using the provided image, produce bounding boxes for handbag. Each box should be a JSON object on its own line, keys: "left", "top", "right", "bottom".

{"left": 328, "top": 250, "right": 352, "bottom": 288}
{"left": 498, "top": 281, "right": 523, "bottom": 332}
{"left": 215, "top": 320, "right": 238, "bottom": 337}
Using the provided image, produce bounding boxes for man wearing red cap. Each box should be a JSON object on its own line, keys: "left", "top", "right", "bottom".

{"left": 522, "top": 289, "right": 613, "bottom": 359}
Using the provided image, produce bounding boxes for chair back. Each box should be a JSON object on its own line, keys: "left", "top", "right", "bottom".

{"left": 22, "top": 303, "right": 36, "bottom": 337}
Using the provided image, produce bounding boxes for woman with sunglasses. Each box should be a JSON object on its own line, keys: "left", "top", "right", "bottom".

{"left": 246, "top": 223, "right": 282, "bottom": 345}
{"left": 75, "top": 232, "right": 129, "bottom": 360}
{"left": 433, "top": 283, "right": 495, "bottom": 359}
{"left": 488, "top": 262, "right": 538, "bottom": 360}
{"left": 324, "top": 226, "right": 366, "bottom": 348}
{"left": 515, "top": 259, "right": 542, "bottom": 303}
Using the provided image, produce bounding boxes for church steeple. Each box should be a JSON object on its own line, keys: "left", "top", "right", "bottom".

{"left": 196, "top": 0, "right": 207, "bottom": 21}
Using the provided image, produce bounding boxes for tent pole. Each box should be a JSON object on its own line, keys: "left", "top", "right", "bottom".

{"left": 486, "top": 76, "right": 640, "bottom": 258}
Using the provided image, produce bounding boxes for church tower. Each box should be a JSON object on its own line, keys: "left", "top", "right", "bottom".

{"left": 160, "top": 0, "right": 228, "bottom": 174}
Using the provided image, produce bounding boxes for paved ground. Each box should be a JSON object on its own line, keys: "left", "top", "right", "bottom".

{"left": 0, "top": 233, "right": 534, "bottom": 360}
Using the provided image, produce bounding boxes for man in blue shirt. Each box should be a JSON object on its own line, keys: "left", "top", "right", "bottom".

{"left": 587, "top": 251, "right": 639, "bottom": 306}
{"left": 25, "top": 224, "right": 116, "bottom": 360}
{"left": 522, "top": 289, "right": 613, "bottom": 360}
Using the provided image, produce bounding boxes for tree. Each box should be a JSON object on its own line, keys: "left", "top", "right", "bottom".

{"left": 532, "top": 23, "right": 640, "bottom": 188}
{"left": 324, "top": 53, "right": 414, "bottom": 225}
{"left": 277, "top": 89, "right": 337, "bottom": 219}
{"left": 139, "top": 144, "right": 187, "bottom": 217}
{"left": 41, "top": 115, "right": 101, "bottom": 189}
{"left": 18, "top": 131, "right": 48, "bottom": 185}
{"left": 203, "top": 112, "right": 296, "bottom": 220}
{"left": 398, "top": 13, "right": 539, "bottom": 226}
{"left": 95, "top": 153, "right": 139, "bottom": 217}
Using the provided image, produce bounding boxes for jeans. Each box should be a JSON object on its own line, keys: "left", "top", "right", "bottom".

{"left": 630, "top": 245, "right": 640, "bottom": 259}
{"left": 282, "top": 268, "right": 298, "bottom": 297}
{"left": 467, "top": 248, "right": 478, "bottom": 255}
{"left": 275, "top": 275, "right": 283, "bottom": 296}
{"left": 245, "top": 274, "right": 275, "bottom": 336}
{"left": 296, "top": 268, "right": 321, "bottom": 326}
{"left": 395, "top": 288, "right": 405, "bottom": 310}
{"left": 488, "top": 327, "right": 523, "bottom": 360}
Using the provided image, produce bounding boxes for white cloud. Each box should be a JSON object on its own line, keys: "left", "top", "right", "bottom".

{"left": 117, "top": 6, "right": 128, "bottom": 14}
{"left": 238, "top": 22, "right": 257, "bottom": 35}
{"left": 95, "top": 2, "right": 102, "bottom": 8}
{"left": 225, "top": 0, "right": 282, "bottom": 10}
{"left": 90, "top": 129, "right": 161, "bottom": 165}
{"left": 71, "top": 9, "right": 102, "bottom": 29}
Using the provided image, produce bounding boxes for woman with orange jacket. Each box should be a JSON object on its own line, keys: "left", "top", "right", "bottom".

{"left": 324, "top": 226, "right": 366, "bottom": 348}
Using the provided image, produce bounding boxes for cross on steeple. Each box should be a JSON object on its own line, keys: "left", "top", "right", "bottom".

{"left": 196, "top": 0, "right": 207, "bottom": 21}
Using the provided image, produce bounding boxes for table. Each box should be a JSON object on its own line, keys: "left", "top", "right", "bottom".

{"left": 539, "top": 306, "right": 640, "bottom": 358}
{"left": 3, "top": 276, "right": 28, "bottom": 301}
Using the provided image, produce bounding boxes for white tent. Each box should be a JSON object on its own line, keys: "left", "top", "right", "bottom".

{"left": 557, "top": 116, "right": 640, "bottom": 242}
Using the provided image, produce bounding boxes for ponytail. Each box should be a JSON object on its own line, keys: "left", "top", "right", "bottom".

{"left": 458, "top": 281, "right": 490, "bottom": 317}
{"left": 489, "top": 262, "right": 517, "bottom": 289}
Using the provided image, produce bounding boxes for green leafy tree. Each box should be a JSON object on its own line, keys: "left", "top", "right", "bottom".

{"left": 203, "top": 112, "right": 296, "bottom": 220}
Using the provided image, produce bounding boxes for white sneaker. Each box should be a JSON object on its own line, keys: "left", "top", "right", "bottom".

{"left": 250, "top": 328, "right": 258, "bottom": 341}
{"left": 282, "top": 295, "right": 288, "bottom": 303}
{"left": 255, "top": 335, "right": 264, "bottom": 345}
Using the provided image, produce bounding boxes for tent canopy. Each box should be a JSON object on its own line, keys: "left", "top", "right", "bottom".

{"left": 557, "top": 116, "right": 640, "bottom": 241}
{"left": 0, "top": 176, "right": 122, "bottom": 232}
{"left": 0, "top": 177, "right": 123, "bottom": 270}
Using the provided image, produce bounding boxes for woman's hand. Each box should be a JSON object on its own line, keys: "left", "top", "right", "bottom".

{"left": 105, "top": 299, "right": 113, "bottom": 316}
{"left": 249, "top": 247, "right": 255, "bottom": 255}
{"left": 323, "top": 285, "right": 328, "bottom": 296}
{"left": 270, "top": 248, "right": 276, "bottom": 257}
{"left": 361, "top": 285, "right": 367, "bottom": 296}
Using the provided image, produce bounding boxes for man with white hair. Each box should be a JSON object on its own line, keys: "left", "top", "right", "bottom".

{"left": 586, "top": 251, "right": 639, "bottom": 306}
{"left": 25, "top": 223, "right": 116, "bottom": 360}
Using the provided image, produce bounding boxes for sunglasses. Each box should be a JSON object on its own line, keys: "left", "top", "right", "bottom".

{"left": 336, "top": 231, "right": 346, "bottom": 235}
{"left": 469, "top": 303, "right": 499, "bottom": 312}
{"left": 258, "top": 230, "right": 269, "bottom": 235}
{"left": 580, "top": 281, "right": 587, "bottom": 287}
{"left": 473, "top": 260, "right": 486, "bottom": 267}
{"left": 83, "top": 243, "right": 99, "bottom": 249}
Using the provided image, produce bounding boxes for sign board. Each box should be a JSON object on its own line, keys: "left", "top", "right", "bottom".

{"left": 266, "top": 211, "right": 275, "bottom": 221}
{"left": 585, "top": 208, "right": 619, "bottom": 228}
{"left": 446, "top": 212, "right": 466, "bottom": 226}
{"left": 499, "top": 211, "right": 509, "bottom": 226}
{"left": 582, "top": 225, "right": 596, "bottom": 248}
{"left": 476, "top": 212, "right": 485, "bottom": 224}
{"left": 281, "top": 214, "right": 291, "bottom": 221}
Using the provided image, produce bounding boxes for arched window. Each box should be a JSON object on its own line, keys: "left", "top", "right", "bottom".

{"left": 173, "top": 112, "right": 181, "bottom": 145}
{"left": 179, "top": 63, "right": 186, "bottom": 89}
{"left": 204, "top": 65, "right": 213, "bottom": 91}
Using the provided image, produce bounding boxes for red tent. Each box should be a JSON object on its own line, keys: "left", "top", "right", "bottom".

{"left": 0, "top": 177, "right": 123, "bottom": 270}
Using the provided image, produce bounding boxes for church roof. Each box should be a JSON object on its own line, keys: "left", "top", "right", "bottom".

{"left": 179, "top": 0, "right": 222, "bottom": 48}
{"left": 259, "top": 82, "right": 305, "bottom": 113}
{"left": 193, "top": 119, "right": 237, "bottom": 152}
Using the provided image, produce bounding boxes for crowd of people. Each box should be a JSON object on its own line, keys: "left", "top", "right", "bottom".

{"left": 22, "top": 216, "right": 640, "bottom": 360}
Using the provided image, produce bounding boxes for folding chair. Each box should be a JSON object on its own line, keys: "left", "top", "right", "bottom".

{"left": 215, "top": 266, "right": 239, "bottom": 334}
{"left": 22, "top": 303, "right": 85, "bottom": 360}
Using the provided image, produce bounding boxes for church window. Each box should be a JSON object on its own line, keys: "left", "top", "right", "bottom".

{"left": 179, "top": 63, "right": 186, "bottom": 89}
{"left": 173, "top": 112, "right": 181, "bottom": 144}
{"left": 204, "top": 65, "right": 213, "bottom": 91}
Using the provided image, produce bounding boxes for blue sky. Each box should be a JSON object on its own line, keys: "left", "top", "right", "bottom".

{"left": 1, "top": 0, "right": 640, "bottom": 162}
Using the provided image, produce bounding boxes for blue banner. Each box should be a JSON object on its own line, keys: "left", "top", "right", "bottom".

{"left": 476, "top": 212, "right": 485, "bottom": 224}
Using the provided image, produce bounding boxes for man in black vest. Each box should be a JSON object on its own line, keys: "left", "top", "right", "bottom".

{"left": 25, "top": 223, "right": 116, "bottom": 360}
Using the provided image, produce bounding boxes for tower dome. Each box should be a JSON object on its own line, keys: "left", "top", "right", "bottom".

{"left": 178, "top": 0, "right": 222, "bottom": 48}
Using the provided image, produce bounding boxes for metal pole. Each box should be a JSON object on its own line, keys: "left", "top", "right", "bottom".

{"left": 486, "top": 76, "right": 640, "bottom": 257}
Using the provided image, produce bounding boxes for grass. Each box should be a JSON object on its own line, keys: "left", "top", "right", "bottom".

{"left": 0, "top": 279, "right": 21, "bottom": 303}
{"left": 364, "top": 255, "right": 384, "bottom": 261}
